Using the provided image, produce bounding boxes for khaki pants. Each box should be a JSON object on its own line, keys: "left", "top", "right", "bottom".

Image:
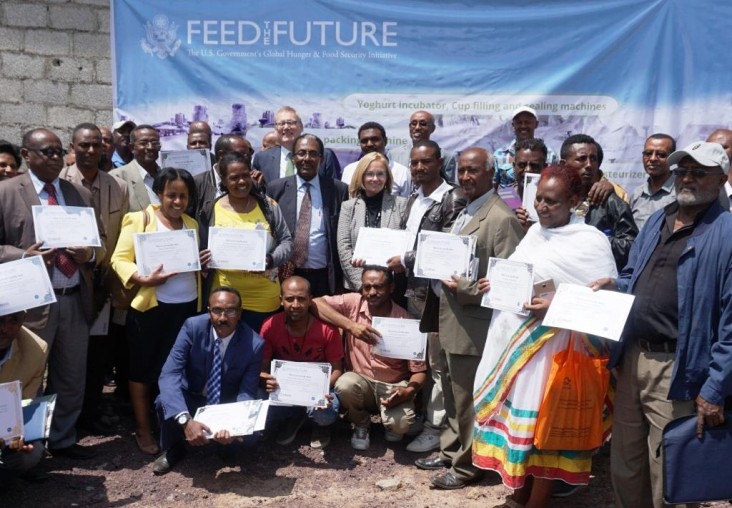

{"left": 335, "top": 372, "right": 416, "bottom": 434}
{"left": 611, "top": 340, "right": 697, "bottom": 508}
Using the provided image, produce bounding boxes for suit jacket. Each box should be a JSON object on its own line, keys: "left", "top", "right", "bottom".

{"left": 0, "top": 327, "right": 48, "bottom": 399}
{"left": 110, "top": 160, "right": 158, "bottom": 213}
{"left": 186, "top": 167, "right": 218, "bottom": 222}
{"left": 423, "top": 193, "right": 524, "bottom": 355}
{"left": 253, "top": 146, "right": 342, "bottom": 184}
{"left": 0, "top": 172, "right": 105, "bottom": 328}
{"left": 157, "top": 314, "right": 265, "bottom": 420}
{"left": 337, "top": 193, "right": 408, "bottom": 290}
{"left": 266, "top": 175, "right": 349, "bottom": 294}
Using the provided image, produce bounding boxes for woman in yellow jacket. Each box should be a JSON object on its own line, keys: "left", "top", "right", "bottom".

{"left": 111, "top": 168, "right": 210, "bottom": 455}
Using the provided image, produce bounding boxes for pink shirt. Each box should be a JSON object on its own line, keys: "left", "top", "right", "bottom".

{"left": 321, "top": 293, "right": 427, "bottom": 384}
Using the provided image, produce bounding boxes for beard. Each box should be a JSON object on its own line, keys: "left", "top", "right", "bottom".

{"left": 676, "top": 185, "right": 720, "bottom": 207}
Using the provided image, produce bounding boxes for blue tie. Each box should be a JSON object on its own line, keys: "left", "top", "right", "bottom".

{"left": 207, "top": 338, "right": 222, "bottom": 405}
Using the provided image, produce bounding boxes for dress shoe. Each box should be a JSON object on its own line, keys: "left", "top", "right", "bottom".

{"left": 430, "top": 471, "right": 482, "bottom": 490}
{"left": 49, "top": 444, "right": 96, "bottom": 460}
{"left": 414, "top": 456, "right": 452, "bottom": 471}
{"left": 152, "top": 444, "right": 186, "bottom": 476}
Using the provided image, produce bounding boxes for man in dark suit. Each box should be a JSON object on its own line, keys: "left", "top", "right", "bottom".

{"left": 266, "top": 134, "right": 349, "bottom": 297}
{"left": 0, "top": 128, "right": 105, "bottom": 459}
{"left": 252, "top": 106, "right": 341, "bottom": 184}
{"left": 153, "top": 286, "right": 265, "bottom": 475}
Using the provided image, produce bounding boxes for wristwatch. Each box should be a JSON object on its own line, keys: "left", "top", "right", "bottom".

{"left": 176, "top": 413, "right": 191, "bottom": 426}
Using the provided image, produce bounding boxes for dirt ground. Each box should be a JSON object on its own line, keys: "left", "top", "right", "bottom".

{"left": 2, "top": 403, "right": 729, "bottom": 508}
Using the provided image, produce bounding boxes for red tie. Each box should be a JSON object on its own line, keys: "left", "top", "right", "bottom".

{"left": 291, "top": 182, "right": 311, "bottom": 267}
{"left": 43, "top": 183, "right": 78, "bottom": 279}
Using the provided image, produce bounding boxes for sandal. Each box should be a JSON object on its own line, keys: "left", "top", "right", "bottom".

{"left": 135, "top": 431, "right": 160, "bottom": 455}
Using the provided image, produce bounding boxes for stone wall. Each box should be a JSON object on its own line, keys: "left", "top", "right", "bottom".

{"left": 0, "top": 0, "right": 112, "bottom": 146}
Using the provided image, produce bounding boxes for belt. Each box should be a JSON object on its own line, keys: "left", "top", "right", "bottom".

{"left": 637, "top": 339, "right": 676, "bottom": 353}
{"left": 54, "top": 285, "right": 80, "bottom": 296}
{"left": 294, "top": 267, "right": 328, "bottom": 274}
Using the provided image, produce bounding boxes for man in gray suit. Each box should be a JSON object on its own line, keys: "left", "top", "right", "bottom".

{"left": 0, "top": 128, "right": 105, "bottom": 459}
{"left": 415, "top": 147, "right": 523, "bottom": 490}
{"left": 110, "top": 124, "right": 162, "bottom": 213}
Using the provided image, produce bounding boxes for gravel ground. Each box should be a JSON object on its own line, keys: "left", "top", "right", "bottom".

{"left": 2, "top": 402, "right": 728, "bottom": 508}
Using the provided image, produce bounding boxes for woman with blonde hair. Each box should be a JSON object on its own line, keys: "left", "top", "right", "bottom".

{"left": 337, "top": 152, "right": 408, "bottom": 290}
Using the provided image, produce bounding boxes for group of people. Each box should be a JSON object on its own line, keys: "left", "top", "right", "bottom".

{"left": 0, "top": 104, "right": 730, "bottom": 508}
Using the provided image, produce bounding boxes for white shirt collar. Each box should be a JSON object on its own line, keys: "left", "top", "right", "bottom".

{"left": 296, "top": 173, "right": 321, "bottom": 192}
{"left": 417, "top": 178, "right": 451, "bottom": 202}
{"left": 28, "top": 170, "right": 61, "bottom": 197}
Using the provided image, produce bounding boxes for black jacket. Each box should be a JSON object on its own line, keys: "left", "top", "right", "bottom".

{"left": 585, "top": 193, "right": 638, "bottom": 271}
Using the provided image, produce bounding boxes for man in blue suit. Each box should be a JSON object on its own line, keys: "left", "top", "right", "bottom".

{"left": 152, "top": 286, "right": 265, "bottom": 475}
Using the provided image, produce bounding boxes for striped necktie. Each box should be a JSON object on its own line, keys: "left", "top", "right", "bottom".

{"left": 207, "top": 337, "right": 222, "bottom": 405}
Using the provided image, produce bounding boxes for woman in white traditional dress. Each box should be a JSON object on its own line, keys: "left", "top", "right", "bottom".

{"left": 473, "top": 165, "right": 617, "bottom": 508}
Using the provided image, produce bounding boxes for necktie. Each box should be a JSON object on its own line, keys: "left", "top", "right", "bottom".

{"left": 43, "top": 183, "right": 78, "bottom": 279}
{"left": 291, "top": 183, "right": 311, "bottom": 267}
{"left": 207, "top": 337, "right": 222, "bottom": 405}
{"left": 285, "top": 152, "right": 295, "bottom": 177}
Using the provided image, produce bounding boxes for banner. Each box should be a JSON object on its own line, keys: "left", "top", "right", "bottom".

{"left": 112, "top": 0, "right": 732, "bottom": 190}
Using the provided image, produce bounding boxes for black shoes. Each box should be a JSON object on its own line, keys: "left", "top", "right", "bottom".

{"left": 152, "top": 444, "right": 186, "bottom": 476}
{"left": 414, "top": 456, "right": 452, "bottom": 471}
{"left": 430, "top": 471, "right": 482, "bottom": 490}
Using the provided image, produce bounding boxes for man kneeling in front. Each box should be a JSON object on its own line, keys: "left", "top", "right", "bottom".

{"left": 312, "top": 266, "right": 427, "bottom": 450}
{"left": 153, "top": 286, "right": 264, "bottom": 475}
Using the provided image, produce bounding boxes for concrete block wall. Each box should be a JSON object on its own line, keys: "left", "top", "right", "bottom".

{"left": 0, "top": 0, "right": 112, "bottom": 146}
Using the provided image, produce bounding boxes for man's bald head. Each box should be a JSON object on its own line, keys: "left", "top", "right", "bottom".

{"left": 188, "top": 121, "right": 212, "bottom": 150}
{"left": 281, "top": 276, "right": 311, "bottom": 323}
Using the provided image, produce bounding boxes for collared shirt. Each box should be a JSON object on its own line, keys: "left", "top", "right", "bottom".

{"left": 405, "top": 179, "right": 452, "bottom": 235}
{"left": 28, "top": 170, "right": 80, "bottom": 288}
{"left": 133, "top": 159, "right": 160, "bottom": 205}
{"left": 211, "top": 164, "right": 224, "bottom": 200}
{"left": 78, "top": 169, "right": 102, "bottom": 212}
{"left": 191, "top": 326, "right": 235, "bottom": 409}
{"left": 340, "top": 157, "right": 413, "bottom": 198}
{"left": 493, "top": 139, "right": 558, "bottom": 188}
{"left": 111, "top": 151, "right": 126, "bottom": 168}
{"left": 629, "top": 173, "right": 676, "bottom": 232}
{"left": 279, "top": 147, "right": 292, "bottom": 178}
{"left": 296, "top": 174, "right": 327, "bottom": 269}
{"left": 321, "top": 293, "right": 427, "bottom": 384}
{"left": 451, "top": 189, "right": 493, "bottom": 234}
{"left": 724, "top": 182, "right": 732, "bottom": 211}
{"left": 625, "top": 202, "right": 701, "bottom": 344}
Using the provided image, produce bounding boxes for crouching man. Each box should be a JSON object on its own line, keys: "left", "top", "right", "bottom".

{"left": 153, "top": 287, "right": 264, "bottom": 475}
{"left": 312, "top": 266, "right": 427, "bottom": 450}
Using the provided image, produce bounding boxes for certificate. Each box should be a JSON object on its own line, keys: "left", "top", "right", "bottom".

{"left": 269, "top": 360, "right": 331, "bottom": 408}
{"left": 352, "top": 228, "right": 412, "bottom": 266}
{"left": 0, "top": 381, "right": 23, "bottom": 441}
{"left": 371, "top": 317, "right": 427, "bottom": 361}
{"left": 32, "top": 205, "right": 101, "bottom": 248}
{"left": 522, "top": 173, "right": 541, "bottom": 222}
{"left": 208, "top": 227, "right": 267, "bottom": 271}
{"left": 133, "top": 229, "right": 201, "bottom": 276}
{"left": 543, "top": 283, "right": 636, "bottom": 342}
{"left": 414, "top": 231, "right": 474, "bottom": 280}
{"left": 160, "top": 149, "right": 212, "bottom": 177}
{"left": 481, "top": 258, "right": 534, "bottom": 316}
{"left": 0, "top": 256, "right": 56, "bottom": 316}
{"left": 193, "top": 399, "right": 269, "bottom": 438}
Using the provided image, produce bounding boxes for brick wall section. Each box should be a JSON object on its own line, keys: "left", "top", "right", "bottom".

{"left": 0, "top": 0, "right": 112, "bottom": 146}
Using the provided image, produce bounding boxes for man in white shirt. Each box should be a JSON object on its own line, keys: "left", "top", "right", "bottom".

{"left": 341, "top": 122, "right": 412, "bottom": 197}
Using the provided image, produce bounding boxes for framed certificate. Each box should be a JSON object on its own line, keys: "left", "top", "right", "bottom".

{"left": 160, "top": 149, "right": 212, "bottom": 177}
{"left": 371, "top": 317, "right": 427, "bottom": 361}
{"left": 0, "top": 381, "right": 23, "bottom": 441}
{"left": 208, "top": 227, "right": 267, "bottom": 271}
{"left": 269, "top": 360, "right": 331, "bottom": 408}
{"left": 353, "top": 228, "right": 412, "bottom": 266}
{"left": 32, "top": 205, "right": 101, "bottom": 248}
{"left": 481, "top": 257, "right": 534, "bottom": 315}
{"left": 522, "top": 173, "right": 541, "bottom": 222}
{"left": 133, "top": 229, "right": 201, "bottom": 276}
{"left": 414, "top": 231, "right": 474, "bottom": 281}
{"left": 0, "top": 256, "right": 56, "bottom": 316}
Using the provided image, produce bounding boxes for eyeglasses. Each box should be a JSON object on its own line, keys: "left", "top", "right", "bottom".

{"left": 25, "top": 147, "right": 67, "bottom": 158}
{"left": 275, "top": 120, "right": 299, "bottom": 127}
{"left": 409, "top": 120, "right": 431, "bottom": 127}
{"left": 672, "top": 167, "right": 722, "bottom": 179}
{"left": 294, "top": 150, "right": 321, "bottom": 159}
{"left": 209, "top": 307, "right": 240, "bottom": 317}
{"left": 642, "top": 150, "right": 669, "bottom": 158}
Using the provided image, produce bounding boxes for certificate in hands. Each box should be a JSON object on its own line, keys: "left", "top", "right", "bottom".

{"left": 32, "top": 205, "right": 101, "bottom": 248}
{"left": 0, "top": 256, "right": 56, "bottom": 316}
{"left": 371, "top": 317, "right": 427, "bottom": 361}
{"left": 160, "top": 149, "right": 212, "bottom": 177}
{"left": 208, "top": 227, "right": 267, "bottom": 271}
{"left": 522, "top": 173, "right": 541, "bottom": 222}
{"left": 0, "top": 381, "right": 23, "bottom": 441}
{"left": 353, "top": 228, "right": 411, "bottom": 266}
{"left": 414, "top": 231, "right": 474, "bottom": 281}
{"left": 133, "top": 229, "right": 201, "bottom": 276}
{"left": 269, "top": 360, "right": 331, "bottom": 408}
{"left": 542, "top": 283, "right": 636, "bottom": 341}
{"left": 193, "top": 399, "right": 269, "bottom": 437}
{"left": 481, "top": 258, "right": 534, "bottom": 316}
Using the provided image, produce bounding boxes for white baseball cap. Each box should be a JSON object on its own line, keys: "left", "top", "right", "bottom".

{"left": 512, "top": 106, "right": 538, "bottom": 120}
{"left": 668, "top": 141, "right": 730, "bottom": 175}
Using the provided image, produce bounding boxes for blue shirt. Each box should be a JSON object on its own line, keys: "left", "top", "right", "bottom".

{"left": 296, "top": 175, "right": 327, "bottom": 269}
{"left": 493, "top": 139, "right": 558, "bottom": 188}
